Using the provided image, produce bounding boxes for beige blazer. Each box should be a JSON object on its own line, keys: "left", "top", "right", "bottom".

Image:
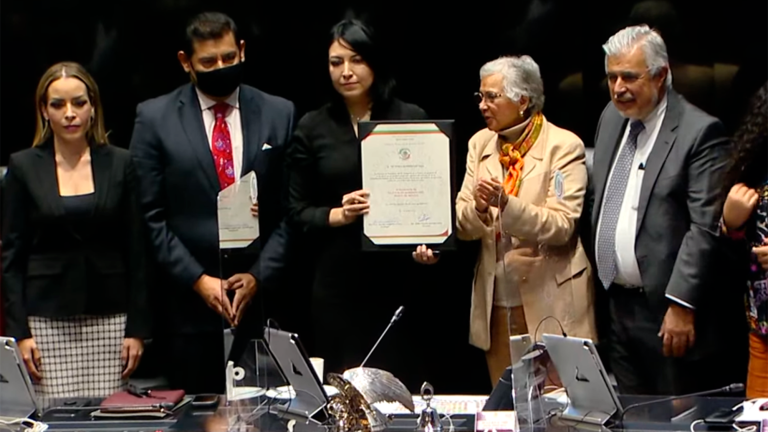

{"left": 456, "top": 116, "right": 596, "bottom": 351}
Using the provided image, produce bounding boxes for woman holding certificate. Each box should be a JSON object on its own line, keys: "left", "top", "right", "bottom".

{"left": 286, "top": 19, "right": 432, "bottom": 387}
{"left": 456, "top": 55, "right": 597, "bottom": 385}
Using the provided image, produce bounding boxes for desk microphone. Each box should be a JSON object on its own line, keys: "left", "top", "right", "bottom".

{"left": 618, "top": 383, "right": 744, "bottom": 424}
{"left": 359, "top": 306, "right": 404, "bottom": 368}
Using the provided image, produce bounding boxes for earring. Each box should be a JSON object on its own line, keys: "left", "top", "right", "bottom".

{"left": 519, "top": 109, "right": 525, "bottom": 118}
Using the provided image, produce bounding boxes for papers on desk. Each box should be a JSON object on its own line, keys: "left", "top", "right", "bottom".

{"left": 735, "top": 398, "right": 768, "bottom": 423}
{"left": 263, "top": 385, "right": 340, "bottom": 399}
{"left": 374, "top": 395, "right": 488, "bottom": 415}
{"left": 476, "top": 411, "right": 518, "bottom": 432}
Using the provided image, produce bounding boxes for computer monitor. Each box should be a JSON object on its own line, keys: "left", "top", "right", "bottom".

{"left": 0, "top": 337, "right": 39, "bottom": 419}
{"left": 542, "top": 334, "right": 623, "bottom": 426}
{"left": 263, "top": 327, "right": 328, "bottom": 423}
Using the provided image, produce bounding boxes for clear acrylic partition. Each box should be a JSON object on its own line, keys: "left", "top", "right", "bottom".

{"left": 227, "top": 339, "right": 289, "bottom": 401}
{"left": 219, "top": 339, "right": 289, "bottom": 429}
{"left": 217, "top": 171, "right": 266, "bottom": 401}
{"left": 490, "top": 179, "right": 585, "bottom": 430}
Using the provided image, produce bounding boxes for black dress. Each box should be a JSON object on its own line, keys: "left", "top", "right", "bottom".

{"left": 287, "top": 98, "right": 429, "bottom": 386}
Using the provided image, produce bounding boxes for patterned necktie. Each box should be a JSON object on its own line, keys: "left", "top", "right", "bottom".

{"left": 597, "top": 120, "right": 645, "bottom": 289}
{"left": 211, "top": 102, "right": 235, "bottom": 189}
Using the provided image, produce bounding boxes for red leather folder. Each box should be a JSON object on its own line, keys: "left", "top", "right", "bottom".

{"left": 100, "top": 389, "right": 185, "bottom": 413}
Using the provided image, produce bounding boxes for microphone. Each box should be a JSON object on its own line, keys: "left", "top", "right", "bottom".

{"left": 391, "top": 306, "right": 405, "bottom": 323}
{"left": 618, "top": 383, "right": 744, "bottom": 424}
{"left": 359, "top": 306, "right": 405, "bottom": 368}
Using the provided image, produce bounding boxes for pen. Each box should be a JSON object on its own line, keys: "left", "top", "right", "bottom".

{"left": 127, "top": 386, "right": 148, "bottom": 398}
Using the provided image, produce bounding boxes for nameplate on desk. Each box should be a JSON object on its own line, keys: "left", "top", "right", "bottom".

{"left": 475, "top": 411, "right": 518, "bottom": 432}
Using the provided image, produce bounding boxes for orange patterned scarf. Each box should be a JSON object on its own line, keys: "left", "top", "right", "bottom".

{"left": 498, "top": 112, "right": 544, "bottom": 196}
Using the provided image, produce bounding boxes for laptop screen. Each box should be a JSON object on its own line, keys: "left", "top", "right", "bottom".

{"left": 263, "top": 328, "right": 328, "bottom": 421}
{"left": 0, "top": 337, "right": 39, "bottom": 419}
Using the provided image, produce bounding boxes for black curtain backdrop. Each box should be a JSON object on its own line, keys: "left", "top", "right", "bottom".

{"left": 3, "top": 0, "right": 765, "bottom": 162}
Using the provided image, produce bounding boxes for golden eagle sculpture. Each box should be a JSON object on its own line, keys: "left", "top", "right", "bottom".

{"left": 323, "top": 368, "right": 413, "bottom": 432}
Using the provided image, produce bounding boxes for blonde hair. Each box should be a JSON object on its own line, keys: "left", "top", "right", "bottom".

{"left": 32, "top": 61, "right": 109, "bottom": 147}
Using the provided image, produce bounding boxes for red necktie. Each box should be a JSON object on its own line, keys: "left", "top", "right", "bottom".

{"left": 211, "top": 102, "right": 235, "bottom": 189}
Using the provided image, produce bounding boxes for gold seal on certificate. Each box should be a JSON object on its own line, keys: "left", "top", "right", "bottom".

{"left": 361, "top": 122, "right": 452, "bottom": 245}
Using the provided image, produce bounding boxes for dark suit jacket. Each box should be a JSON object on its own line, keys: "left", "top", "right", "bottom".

{"left": 129, "top": 83, "right": 295, "bottom": 335}
{"left": 1, "top": 142, "right": 148, "bottom": 340}
{"left": 587, "top": 90, "right": 739, "bottom": 354}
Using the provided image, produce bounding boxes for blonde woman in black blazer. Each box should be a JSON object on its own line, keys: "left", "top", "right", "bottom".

{"left": 1, "top": 62, "right": 147, "bottom": 398}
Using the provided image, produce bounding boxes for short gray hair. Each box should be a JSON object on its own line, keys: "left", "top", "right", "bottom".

{"left": 603, "top": 24, "right": 672, "bottom": 87}
{"left": 479, "top": 55, "right": 545, "bottom": 113}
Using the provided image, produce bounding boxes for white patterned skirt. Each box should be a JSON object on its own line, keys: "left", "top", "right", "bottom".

{"left": 28, "top": 314, "right": 127, "bottom": 398}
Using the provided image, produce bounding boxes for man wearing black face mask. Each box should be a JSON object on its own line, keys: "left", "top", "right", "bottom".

{"left": 129, "top": 12, "right": 296, "bottom": 394}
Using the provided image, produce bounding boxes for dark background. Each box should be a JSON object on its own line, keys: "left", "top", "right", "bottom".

{"left": 1, "top": 0, "right": 766, "bottom": 393}
{"left": 2, "top": 0, "right": 766, "bottom": 163}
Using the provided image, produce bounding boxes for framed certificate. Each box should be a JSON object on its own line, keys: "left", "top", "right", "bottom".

{"left": 358, "top": 120, "right": 457, "bottom": 252}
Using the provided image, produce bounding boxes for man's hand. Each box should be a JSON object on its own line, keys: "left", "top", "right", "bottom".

{"left": 658, "top": 303, "right": 695, "bottom": 357}
{"left": 228, "top": 273, "right": 257, "bottom": 326}
{"left": 250, "top": 202, "right": 259, "bottom": 218}
{"left": 18, "top": 338, "right": 42, "bottom": 381}
{"left": 412, "top": 244, "right": 439, "bottom": 264}
{"left": 723, "top": 183, "right": 758, "bottom": 231}
{"left": 121, "top": 338, "right": 144, "bottom": 378}
{"left": 193, "top": 274, "right": 234, "bottom": 325}
{"left": 753, "top": 238, "right": 768, "bottom": 271}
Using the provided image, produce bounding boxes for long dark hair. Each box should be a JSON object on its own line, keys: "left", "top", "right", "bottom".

{"left": 723, "top": 81, "right": 768, "bottom": 190}
{"left": 329, "top": 19, "right": 395, "bottom": 106}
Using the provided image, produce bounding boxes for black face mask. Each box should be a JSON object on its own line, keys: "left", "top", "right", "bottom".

{"left": 193, "top": 61, "right": 244, "bottom": 98}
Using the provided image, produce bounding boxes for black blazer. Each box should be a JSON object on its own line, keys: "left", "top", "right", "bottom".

{"left": 1, "top": 142, "right": 148, "bottom": 340}
{"left": 288, "top": 98, "right": 428, "bottom": 231}
{"left": 286, "top": 98, "right": 429, "bottom": 304}
{"left": 129, "top": 83, "right": 295, "bottom": 334}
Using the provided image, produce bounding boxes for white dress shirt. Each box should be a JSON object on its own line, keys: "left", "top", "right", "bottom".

{"left": 196, "top": 87, "right": 244, "bottom": 179}
{"left": 596, "top": 95, "right": 692, "bottom": 309}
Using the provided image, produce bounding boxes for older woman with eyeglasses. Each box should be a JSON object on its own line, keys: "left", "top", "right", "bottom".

{"left": 456, "top": 55, "right": 597, "bottom": 385}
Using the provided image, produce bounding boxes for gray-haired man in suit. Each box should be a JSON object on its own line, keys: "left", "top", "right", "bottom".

{"left": 589, "top": 25, "right": 745, "bottom": 395}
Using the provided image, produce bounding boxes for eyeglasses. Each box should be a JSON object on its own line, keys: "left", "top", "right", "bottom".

{"left": 474, "top": 91, "right": 505, "bottom": 104}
